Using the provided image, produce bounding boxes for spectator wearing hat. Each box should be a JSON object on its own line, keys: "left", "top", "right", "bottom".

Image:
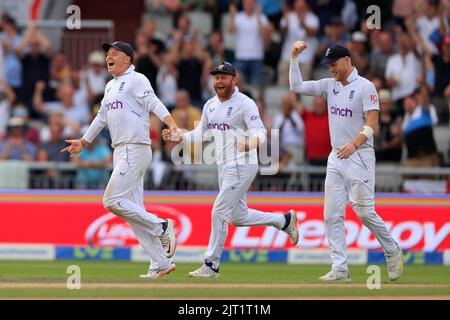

{"left": 9, "top": 104, "right": 40, "bottom": 147}
{"left": 79, "top": 51, "right": 108, "bottom": 105}
{"left": 0, "top": 14, "right": 22, "bottom": 101}
{"left": 0, "top": 117, "right": 36, "bottom": 161}
{"left": 347, "top": 31, "right": 369, "bottom": 76}
{"left": 375, "top": 89, "right": 403, "bottom": 163}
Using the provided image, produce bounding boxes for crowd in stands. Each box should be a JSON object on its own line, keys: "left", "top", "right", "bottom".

{"left": 1, "top": 0, "right": 450, "bottom": 190}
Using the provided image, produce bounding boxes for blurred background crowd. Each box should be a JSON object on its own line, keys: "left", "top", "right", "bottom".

{"left": 1, "top": 0, "right": 450, "bottom": 192}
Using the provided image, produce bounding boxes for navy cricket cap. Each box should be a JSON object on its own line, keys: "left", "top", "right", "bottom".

{"left": 211, "top": 62, "right": 236, "bottom": 76}
{"left": 320, "top": 44, "right": 351, "bottom": 65}
{"left": 102, "top": 41, "right": 134, "bottom": 63}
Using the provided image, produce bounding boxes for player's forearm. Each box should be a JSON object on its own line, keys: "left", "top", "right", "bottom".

{"left": 82, "top": 115, "right": 106, "bottom": 144}
{"left": 152, "top": 101, "right": 171, "bottom": 123}
{"left": 289, "top": 58, "right": 317, "bottom": 95}
{"left": 162, "top": 114, "right": 177, "bottom": 129}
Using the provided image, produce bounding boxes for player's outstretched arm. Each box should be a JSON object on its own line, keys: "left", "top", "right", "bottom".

{"left": 289, "top": 41, "right": 322, "bottom": 96}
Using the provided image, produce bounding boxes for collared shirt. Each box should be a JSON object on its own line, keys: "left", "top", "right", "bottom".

{"left": 290, "top": 64, "right": 379, "bottom": 149}
{"left": 185, "top": 87, "right": 266, "bottom": 165}
{"left": 83, "top": 65, "right": 170, "bottom": 148}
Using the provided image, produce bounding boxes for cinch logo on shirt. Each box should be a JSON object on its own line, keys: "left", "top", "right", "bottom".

{"left": 105, "top": 100, "right": 124, "bottom": 110}
{"left": 207, "top": 122, "right": 230, "bottom": 131}
{"left": 330, "top": 106, "right": 352, "bottom": 117}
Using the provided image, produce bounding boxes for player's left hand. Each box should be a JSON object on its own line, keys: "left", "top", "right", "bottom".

{"left": 336, "top": 143, "right": 357, "bottom": 159}
{"left": 237, "top": 139, "right": 248, "bottom": 152}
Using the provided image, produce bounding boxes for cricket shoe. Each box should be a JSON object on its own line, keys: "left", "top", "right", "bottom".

{"left": 386, "top": 249, "right": 403, "bottom": 281}
{"left": 140, "top": 263, "right": 176, "bottom": 280}
{"left": 282, "top": 209, "right": 299, "bottom": 245}
{"left": 319, "top": 270, "right": 351, "bottom": 282}
{"left": 160, "top": 219, "right": 176, "bottom": 258}
{"left": 188, "top": 263, "right": 219, "bottom": 278}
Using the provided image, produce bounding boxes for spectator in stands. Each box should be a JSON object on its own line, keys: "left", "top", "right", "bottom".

{"left": 369, "top": 31, "right": 394, "bottom": 79}
{"left": 206, "top": 30, "right": 226, "bottom": 67}
{"left": 385, "top": 32, "right": 422, "bottom": 117}
{"left": 157, "top": 53, "right": 179, "bottom": 111}
{"left": 171, "top": 89, "right": 202, "bottom": 161}
{"left": 295, "top": 96, "right": 330, "bottom": 166}
{"left": 228, "top": 0, "right": 271, "bottom": 88}
{"left": 375, "top": 89, "right": 403, "bottom": 162}
{"left": 9, "top": 104, "right": 40, "bottom": 147}
{"left": 168, "top": 31, "right": 212, "bottom": 108}
{"left": 0, "top": 117, "right": 36, "bottom": 161}
{"left": 427, "top": 36, "right": 450, "bottom": 123}
{"left": 37, "top": 119, "right": 69, "bottom": 163}
{"left": 141, "top": 18, "right": 166, "bottom": 53}
{"left": 273, "top": 92, "right": 305, "bottom": 165}
{"left": 258, "top": 0, "right": 283, "bottom": 30}
{"left": 0, "top": 14, "right": 22, "bottom": 101}
{"left": 392, "top": 0, "right": 420, "bottom": 31}
{"left": 171, "top": 89, "right": 202, "bottom": 131}
{"left": 72, "top": 138, "right": 112, "bottom": 189}
{"left": 347, "top": 31, "right": 369, "bottom": 76}
{"left": 47, "top": 51, "right": 71, "bottom": 101}
{"left": 33, "top": 80, "right": 90, "bottom": 126}
{"left": 278, "top": 0, "right": 320, "bottom": 83}
{"left": 135, "top": 30, "right": 163, "bottom": 91}
{"left": 166, "top": 14, "right": 199, "bottom": 49}
{"left": 316, "top": 16, "right": 350, "bottom": 60}
{"left": 34, "top": 118, "right": 72, "bottom": 188}
{"left": 79, "top": 51, "right": 108, "bottom": 105}
{"left": 0, "top": 77, "right": 16, "bottom": 139}
{"left": 402, "top": 87, "right": 439, "bottom": 168}
{"left": 410, "top": 0, "right": 441, "bottom": 55}
{"left": 15, "top": 24, "right": 53, "bottom": 116}
{"left": 40, "top": 109, "right": 80, "bottom": 144}
{"left": 234, "top": 71, "right": 254, "bottom": 100}
{"left": 162, "top": 0, "right": 197, "bottom": 28}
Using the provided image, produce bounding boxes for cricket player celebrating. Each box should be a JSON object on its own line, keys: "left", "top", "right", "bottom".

{"left": 289, "top": 42, "right": 403, "bottom": 281}
{"left": 62, "top": 41, "right": 178, "bottom": 279}
{"left": 163, "top": 62, "right": 299, "bottom": 278}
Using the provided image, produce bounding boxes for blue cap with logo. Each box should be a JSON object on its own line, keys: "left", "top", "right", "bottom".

{"left": 211, "top": 62, "right": 236, "bottom": 76}
{"left": 320, "top": 44, "right": 351, "bottom": 65}
{"left": 102, "top": 41, "right": 134, "bottom": 63}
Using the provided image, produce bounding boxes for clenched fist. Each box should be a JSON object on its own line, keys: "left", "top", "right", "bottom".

{"left": 291, "top": 41, "right": 307, "bottom": 59}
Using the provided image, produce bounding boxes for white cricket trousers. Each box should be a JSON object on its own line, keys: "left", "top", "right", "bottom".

{"left": 204, "top": 163, "right": 286, "bottom": 269}
{"left": 324, "top": 148, "right": 399, "bottom": 272}
{"left": 103, "top": 144, "right": 171, "bottom": 270}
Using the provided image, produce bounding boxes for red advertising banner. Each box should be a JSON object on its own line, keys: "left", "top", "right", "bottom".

{"left": 1, "top": 191, "right": 450, "bottom": 251}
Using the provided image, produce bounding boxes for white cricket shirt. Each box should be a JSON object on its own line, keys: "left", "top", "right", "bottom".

{"left": 184, "top": 87, "right": 266, "bottom": 165}
{"left": 83, "top": 65, "right": 170, "bottom": 148}
{"left": 290, "top": 60, "right": 379, "bottom": 149}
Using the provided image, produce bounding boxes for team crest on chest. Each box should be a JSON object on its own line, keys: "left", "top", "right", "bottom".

{"left": 349, "top": 90, "right": 354, "bottom": 100}
{"left": 226, "top": 106, "right": 233, "bottom": 118}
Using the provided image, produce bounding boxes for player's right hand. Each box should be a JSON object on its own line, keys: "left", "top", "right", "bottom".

{"left": 291, "top": 41, "right": 307, "bottom": 59}
{"left": 61, "top": 139, "right": 83, "bottom": 157}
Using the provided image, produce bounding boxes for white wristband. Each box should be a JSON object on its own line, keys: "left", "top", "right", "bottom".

{"left": 360, "top": 125, "right": 374, "bottom": 139}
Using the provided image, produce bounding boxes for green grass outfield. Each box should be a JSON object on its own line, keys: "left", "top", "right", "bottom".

{"left": 0, "top": 261, "right": 449, "bottom": 299}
